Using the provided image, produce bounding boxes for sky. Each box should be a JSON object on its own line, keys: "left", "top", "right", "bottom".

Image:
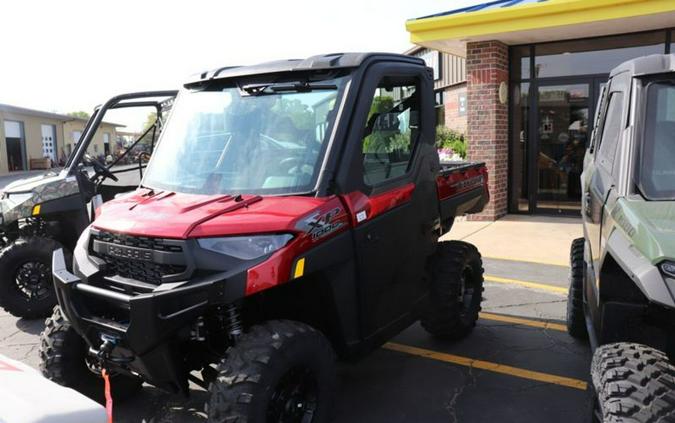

{"left": 0, "top": 0, "right": 481, "bottom": 131}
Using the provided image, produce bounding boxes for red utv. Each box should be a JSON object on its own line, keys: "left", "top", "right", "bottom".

{"left": 40, "top": 53, "right": 489, "bottom": 422}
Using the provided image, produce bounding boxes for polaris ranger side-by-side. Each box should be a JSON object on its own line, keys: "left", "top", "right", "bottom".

{"left": 0, "top": 91, "right": 176, "bottom": 318}
{"left": 40, "top": 53, "right": 489, "bottom": 422}
{"left": 563, "top": 54, "right": 675, "bottom": 421}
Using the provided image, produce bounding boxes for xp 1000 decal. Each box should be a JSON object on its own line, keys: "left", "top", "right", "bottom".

{"left": 299, "top": 207, "right": 346, "bottom": 241}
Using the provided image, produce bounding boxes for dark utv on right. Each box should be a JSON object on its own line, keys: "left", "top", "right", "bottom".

{"left": 565, "top": 54, "right": 675, "bottom": 422}
{"left": 39, "top": 53, "right": 489, "bottom": 422}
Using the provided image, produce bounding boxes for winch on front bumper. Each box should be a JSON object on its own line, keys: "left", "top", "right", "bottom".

{"left": 50, "top": 229, "right": 259, "bottom": 394}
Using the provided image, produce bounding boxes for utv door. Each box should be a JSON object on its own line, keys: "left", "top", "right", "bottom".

{"left": 582, "top": 72, "right": 629, "bottom": 318}
{"left": 340, "top": 63, "right": 439, "bottom": 341}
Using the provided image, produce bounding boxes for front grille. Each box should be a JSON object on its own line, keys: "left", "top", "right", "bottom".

{"left": 92, "top": 230, "right": 183, "bottom": 252}
{"left": 101, "top": 255, "right": 185, "bottom": 285}
{"left": 90, "top": 229, "right": 187, "bottom": 286}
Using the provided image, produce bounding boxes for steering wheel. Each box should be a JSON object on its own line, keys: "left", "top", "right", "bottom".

{"left": 279, "top": 157, "right": 303, "bottom": 174}
{"left": 87, "top": 155, "right": 118, "bottom": 182}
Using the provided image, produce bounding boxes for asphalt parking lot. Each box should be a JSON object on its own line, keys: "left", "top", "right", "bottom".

{"left": 0, "top": 253, "right": 591, "bottom": 422}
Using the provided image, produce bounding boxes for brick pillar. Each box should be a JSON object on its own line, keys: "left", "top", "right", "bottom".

{"left": 466, "top": 41, "right": 508, "bottom": 221}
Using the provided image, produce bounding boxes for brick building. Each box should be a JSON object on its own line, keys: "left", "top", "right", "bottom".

{"left": 404, "top": 46, "right": 468, "bottom": 134}
{"left": 406, "top": 0, "right": 675, "bottom": 220}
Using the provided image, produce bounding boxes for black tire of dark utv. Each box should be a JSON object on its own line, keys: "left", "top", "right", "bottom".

{"left": 207, "top": 320, "right": 336, "bottom": 423}
{"left": 566, "top": 237, "right": 588, "bottom": 340}
{"left": 420, "top": 241, "right": 485, "bottom": 340}
{"left": 0, "top": 237, "right": 70, "bottom": 319}
{"left": 591, "top": 343, "right": 675, "bottom": 422}
{"left": 39, "top": 306, "right": 143, "bottom": 404}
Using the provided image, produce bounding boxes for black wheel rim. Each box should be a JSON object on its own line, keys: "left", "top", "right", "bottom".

{"left": 458, "top": 265, "right": 478, "bottom": 316}
{"left": 14, "top": 260, "right": 51, "bottom": 301}
{"left": 267, "top": 366, "right": 318, "bottom": 423}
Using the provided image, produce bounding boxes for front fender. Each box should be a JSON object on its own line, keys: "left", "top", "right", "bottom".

{"left": 605, "top": 228, "right": 675, "bottom": 308}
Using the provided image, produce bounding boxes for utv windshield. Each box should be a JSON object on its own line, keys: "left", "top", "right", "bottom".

{"left": 641, "top": 80, "right": 675, "bottom": 200}
{"left": 142, "top": 76, "right": 349, "bottom": 195}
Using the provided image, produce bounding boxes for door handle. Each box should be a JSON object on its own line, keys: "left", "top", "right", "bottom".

{"left": 365, "top": 233, "right": 380, "bottom": 243}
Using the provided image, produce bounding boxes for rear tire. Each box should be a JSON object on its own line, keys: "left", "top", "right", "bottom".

{"left": 39, "top": 306, "right": 142, "bottom": 404}
{"left": 591, "top": 343, "right": 675, "bottom": 422}
{"left": 0, "top": 237, "right": 69, "bottom": 319}
{"left": 207, "top": 320, "right": 336, "bottom": 423}
{"left": 566, "top": 237, "right": 588, "bottom": 339}
{"left": 421, "top": 241, "right": 484, "bottom": 340}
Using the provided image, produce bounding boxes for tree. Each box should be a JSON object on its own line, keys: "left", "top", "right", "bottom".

{"left": 142, "top": 111, "right": 158, "bottom": 132}
{"left": 67, "top": 111, "right": 90, "bottom": 120}
{"left": 271, "top": 98, "right": 313, "bottom": 130}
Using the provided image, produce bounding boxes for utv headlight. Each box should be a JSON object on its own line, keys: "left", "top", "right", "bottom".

{"left": 4, "top": 192, "right": 33, "bottom": 207}
{"left": 661, "top": 261, "right": 675, "bottom": 278}
{"left": 198, "top": 234, "right": 294, "bottom": 260}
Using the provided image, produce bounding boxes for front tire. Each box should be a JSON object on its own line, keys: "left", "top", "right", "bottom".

{"left": 421, "top": 241, "right": 484, "bottom": 340}
{"left": 566, "top": 237, "right": 588, "bottom": 339}
{"left": 0, "top": 237, "right": 69, "bottom": 318}
{"left": 207, "top": 320, "right": 336, "bottom": 423}
{"left": 591, "top": 343, "right": 675, "bottom": 422}
{"left": 39, "top": 306, "right": 142, "bottom": 403}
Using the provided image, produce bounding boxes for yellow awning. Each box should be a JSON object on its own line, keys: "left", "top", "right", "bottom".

{"left": 406, "top": 0, "right": 675, "bottom": 56}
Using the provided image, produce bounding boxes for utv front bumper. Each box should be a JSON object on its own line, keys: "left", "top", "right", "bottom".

{"left": 51, "top": 248, "right": 247, "bottom": 394}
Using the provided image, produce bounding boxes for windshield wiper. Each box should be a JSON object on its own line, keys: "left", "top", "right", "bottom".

{"left": 270, "top": 82, "right": 337, "bottom": 92}
{"left": 241, "top": 82, "right": 337, "bottom": 95}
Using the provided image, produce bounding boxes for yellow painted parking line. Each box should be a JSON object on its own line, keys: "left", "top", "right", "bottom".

{"left": 383, "top": 342, "right": 587, "bottom": 391}
{"left": 484, "top": 274, "right": 567, "bottom": 294}
{"left": 483, "top": 255, "right": 567, "bottom": 268}
{"left": 479, "top": 312, "right": 567, "bottom": 332}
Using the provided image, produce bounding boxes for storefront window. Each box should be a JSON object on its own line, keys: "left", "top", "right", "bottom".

{"left": 670, "top": 30, "right": 675, "bottom": 54}
{"left": 511, "top": 45, "right": 531, "bottom": 80}
{"left": 510, "top": 83, "right": 530, "bottom": 212}
{"left": 534, "top": 31, "right": 666, "bottom": 78}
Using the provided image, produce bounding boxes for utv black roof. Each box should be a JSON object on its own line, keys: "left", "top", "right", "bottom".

{"left": 611, "top": 54, "right": 675, "bottom": 78}
{"left": 187, "top": 52, "right": 426, "bottom": 87}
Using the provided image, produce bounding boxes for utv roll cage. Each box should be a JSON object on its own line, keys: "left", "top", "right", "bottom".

{"left": 65, "top": 90, "right": 178, "bottom": 179}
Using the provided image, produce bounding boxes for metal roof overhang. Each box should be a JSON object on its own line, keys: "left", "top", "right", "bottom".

{"left": 406, "top": 0, "right": 675, "bottom": 57}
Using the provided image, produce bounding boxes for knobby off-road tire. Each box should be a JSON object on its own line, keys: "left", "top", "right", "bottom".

{"left": 207, "top": 320, "right": 336, "bottom": 423}
{"left": 591, "top": 343, "right": 675, "bottom": 422}
{"left": 421, "top": 241, "right": 485, "bottom": 340}
{"left": 566, "top": 237, "right": 588, "bottom": 339}
{"left": 39, "top": 306, "right": 142, "bottom": 403}
{"left": 0, "top": 237, "right": 70, "bottom": 319}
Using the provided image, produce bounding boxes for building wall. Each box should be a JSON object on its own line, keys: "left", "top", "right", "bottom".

{"left": 62, "top": 121, "right": 119, "bottom": 161}
{"left": 411, "top": 47, "right": 469, "bottom": 134}
{"left": 466, "top": 40, "right": 509, "bottom": 221}
{"left": 437, "top": 54, "right": 466, "bottom": 90}
{"left": 0, "top": 109, "right": 120, "bottom": 174}
{"left": 0, "top": 111, "right": 65, "bottom": 173}
{"left": 442, "top": 83, "right": 467, "bottom": 134}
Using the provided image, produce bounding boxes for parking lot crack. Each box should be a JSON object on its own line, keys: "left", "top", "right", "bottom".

{"left": 487, "top": 299, "right": 566, "bottom": 309}
{"left": 0, "top": 329, "right": 21, "bottom": 343}
{"left": 445, "top": 366, "right": 477, "bottom": 423}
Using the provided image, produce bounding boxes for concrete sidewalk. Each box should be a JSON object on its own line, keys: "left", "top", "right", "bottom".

{"left": 442, "top": 214, "right": 582, "bottom": 267}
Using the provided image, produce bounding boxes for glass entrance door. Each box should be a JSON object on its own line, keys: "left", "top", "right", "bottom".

{"left": 535, "top": 83, "right": 590, "bottom": 214}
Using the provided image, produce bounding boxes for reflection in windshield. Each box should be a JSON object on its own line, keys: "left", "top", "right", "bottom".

{"left": 143, "top": 78, "right": 347, "bottom": 195}
{"left": 641, "top": 81, "right": 675, "bottom": 200}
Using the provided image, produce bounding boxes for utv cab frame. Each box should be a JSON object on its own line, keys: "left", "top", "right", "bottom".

{"left": 562, "top": 54, "right": 675, "bottom": 421}
{"left": 0, "top": 91, "right": 177, "bottom": 318}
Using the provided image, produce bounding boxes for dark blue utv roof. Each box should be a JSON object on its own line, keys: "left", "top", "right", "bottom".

{"left": 186, "top": 52, "right": 425, "bottom": 86}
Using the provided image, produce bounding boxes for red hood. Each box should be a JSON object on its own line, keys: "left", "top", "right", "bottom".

{"left": 93, "top": 189, "right": 332, "bottom": 239}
